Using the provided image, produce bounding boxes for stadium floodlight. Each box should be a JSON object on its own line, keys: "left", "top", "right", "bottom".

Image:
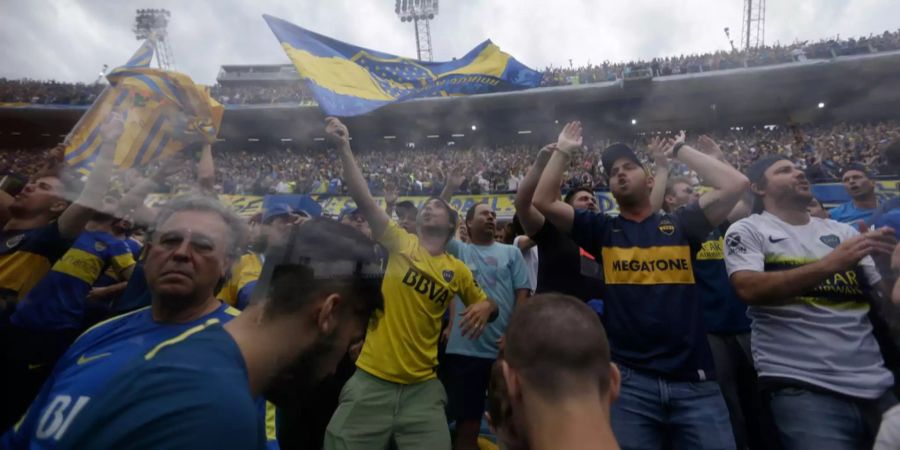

{"left": 384, "top": 136, "right": 397, "bottom": 139}
{"left": 818, "top": 102, "right": 826, "bottom": 109}
{"left": 280, "top": 138, "right": 293, "bottom": 142}
{"left": 426, "top": 134, "right": 440, "bottom": 138}
{"left": 517, "top": 130, "right": 532, "bottom": 135}
{"left": 248, "top": 138, "right": 260, "bottom": 142}
{"left": 471, "top": 125, "right": 477, "bottom": 131}
{"left": 133, "top": 8, "right": 175, "bottom": 70}
{"left": 631, "top": 119, "right": 638, "bottom": 125}
{"left": 395, "top": 0, "right": 439, "bottom": 61}
{"left": 451, "top": 133, "right": 465, "bottom": 137}
{"left": 313, "top": 137, "right": 325, "bottom": 141}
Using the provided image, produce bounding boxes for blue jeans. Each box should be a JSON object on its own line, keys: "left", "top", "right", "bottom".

{"left": 768, "top": 386, "right": 897, "bottom": 450}
{"left": 611, "top": 365, "right": 735, "bottom": 450}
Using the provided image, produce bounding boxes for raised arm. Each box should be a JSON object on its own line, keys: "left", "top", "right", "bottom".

{"left": 647, "top": 137, "right": 672, "bottom": 213}
{"left": 383, "top": 183, "right": 398, "bottom": 217}
{"left": 514, "top": 144, "right": 555, "bottom": 236}
{"left": 672, "top": 133, "right": 750, "bottom": 227}
{"left": 57, "top": 115, "right": 124, "bottom": 239}
{"left": 439, "top": 166, "right": 466, "bottom": 203}
{"left": 196, "top": 143, "right": 215, "bottom": 193}
{"left": 533, "top": 122, "right": 583, "bottom": 233}
{"left": 325, "top": 117, "right": 390, "bottom": 238}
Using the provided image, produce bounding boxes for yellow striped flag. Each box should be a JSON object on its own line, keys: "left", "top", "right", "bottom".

{"left": 64, "top": 39, "right": 223, "bottom": 175}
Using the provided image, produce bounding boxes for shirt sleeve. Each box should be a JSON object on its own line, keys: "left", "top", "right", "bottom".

{"left": 375, "top": 221, "right": 415, "bottom": 254}
{"left": 108, "top": 240, "right": 136, "bottom": 275}
{"left": 724, "top": 219, "right": 766, "bottom": 275}
{"left": 446, "top": 238, "right": 464, "bottom": 259}
{"left": 457, "top": 262, "right": 489, "bottom": 307}
{"left": 509, "top": 247, "right": 531, "bottom": 291}
{"left": 673, "top": 201, "right": 715, "bottom": 246}
{"left": 570, "top": 210, "right": 609, "bottom": 258}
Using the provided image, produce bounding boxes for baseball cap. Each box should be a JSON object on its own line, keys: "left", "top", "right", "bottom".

{"left": 746, "top": 155, "right": 790, "bottom": 213}
{"left": 263, "top": 204, "right": 310, "bottom": 224}
{"left": 746, "top": 155, "right": 791, "bottom": 186}
{"left": 601, "top": 143, "right": 643, "bottom": 174}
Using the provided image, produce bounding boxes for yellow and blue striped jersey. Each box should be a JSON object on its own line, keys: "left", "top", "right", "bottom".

{"left": 10, "top": 231, "right": 135, "bottom": 331}
{"left": 0, "top": 223, "right": 74, "bottom": 303}
{"left": 217, "top": 252, "right": 262, "bottom": 309}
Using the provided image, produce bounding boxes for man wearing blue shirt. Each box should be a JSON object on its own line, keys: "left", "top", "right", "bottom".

{"left": 870, "top": 139, "right": 900, "bottom": 238}
{"left": 830, "top": 164, "right": 879, "bottom": 228}
{"left": 534, "top": 122, "right": 750, "bottom": 449}
{"left": 442, "top": 202, "right": 531, "bottom": 450}
{"left": 0, "top": 195, "right": 261, "bottom": 450}
{"left": 50, "top": 218, "right": 384, "bottom": 450}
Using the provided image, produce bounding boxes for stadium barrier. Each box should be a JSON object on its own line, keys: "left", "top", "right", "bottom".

{"left": 144, "top": 180, "right": 900, "bottom": 218}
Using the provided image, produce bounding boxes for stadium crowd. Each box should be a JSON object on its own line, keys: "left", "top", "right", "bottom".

{"left": 1, "top": 106, "right": 900, "bottom": 450}
{"left": 4, "top": 119, "right": 896, "bottom": 198}
{"left": 2, "top": 29, "right": 898, "bottom": 106}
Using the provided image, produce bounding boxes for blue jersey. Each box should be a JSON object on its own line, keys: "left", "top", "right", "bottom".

{"left": 0, "top": 223, "right": 74, "bottom": 303}
{"left": 693, "top": 225, "right": 750, "bottom": 335}
{"left": 571, "top": 202, "right": 716, "bottom": 381}
{"left": 10, "top": 231, "right": 135, "bottom": 331}
{"left": 52, "top": 321, "right": 266, "bottom": 450}
{"left": 870, "top": 196, "right": 900, "bottom": 239}
{"left": 829, "top": 201, "right": 876, "bottom": 228}
{"left": 1, "top": 303, "right": 242, "bottom": 449}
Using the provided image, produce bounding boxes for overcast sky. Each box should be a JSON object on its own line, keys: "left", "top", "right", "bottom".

{"left": 2, "top": 0, "right": 898, "bottom": 85}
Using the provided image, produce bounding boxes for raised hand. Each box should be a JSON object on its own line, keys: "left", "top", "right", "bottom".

{"left": 673, "top": 130, "right": 687, "bottom": 145}
{"left": 696, "top": 135, "right": 725, "bottom": 161}
{"left": 557, "top": 121, "right": 583, "bottom": 155}
{"left": 648, "top": 136, "right": 672, "bottom": 168}
{"left": 448, "top": 165, "right": 466, "bottom": 188}
{"left": 99, "top": 111, "right": 126, "bottom": 143}
{"left": 325, "top": 117, "right": 350, "bottom": 145}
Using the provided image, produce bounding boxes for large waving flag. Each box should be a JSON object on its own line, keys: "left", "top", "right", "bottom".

{"left": 64, "top": 39, "right": 224, "bottom": 176}
{"left": 263, "top": 14, "right": 542, "bottom": 116}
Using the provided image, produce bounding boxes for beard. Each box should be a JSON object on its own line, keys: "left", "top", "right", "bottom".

{"left": 263, "top": 331, "right": 342, "bottom": 407}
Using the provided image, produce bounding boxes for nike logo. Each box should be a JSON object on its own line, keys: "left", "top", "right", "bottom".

{"left": 77, "top": 352, "right": 111, "bottom": 366}
{"left": 768, "top": 236, "right": 788, "bottom": 243}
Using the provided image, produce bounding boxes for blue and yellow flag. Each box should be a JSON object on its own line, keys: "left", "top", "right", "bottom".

{"left": 64, "top": 39, "right": 223, "bottom": 175}
{"left": 263, "top": 14, "right": 542, "bottom": 116}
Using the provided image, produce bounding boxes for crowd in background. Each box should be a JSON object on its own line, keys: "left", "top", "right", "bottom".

{"left": 2, "top": 29, "right": 899, "bottom": 106}
{"left": 2, "top": 119, "right": 898, "bottom": 197}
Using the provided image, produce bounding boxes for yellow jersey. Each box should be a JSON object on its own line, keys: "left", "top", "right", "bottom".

{"left": 357, "top": 221, "right": 487, "bottom": 384}
{"left": 216, "top": 252, "right": 262, "bottom": 309}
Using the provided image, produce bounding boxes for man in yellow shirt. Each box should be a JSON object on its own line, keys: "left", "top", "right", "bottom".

{"left": 322, "top": 117, "right": 497, "bottom": 450}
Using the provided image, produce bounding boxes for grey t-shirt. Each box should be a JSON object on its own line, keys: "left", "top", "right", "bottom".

{"left": 725, "top": 212, "right": 893, "bottom": 399}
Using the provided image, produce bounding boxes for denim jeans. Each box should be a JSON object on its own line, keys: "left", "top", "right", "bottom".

{"left": 708, "top": 333, "right": 781, "bottom": 450}
{"left": 611, "top": 364, "right": 735, "bottom": 450}
{"left": 768, "top": 386, "right": 897, "bottom": 450}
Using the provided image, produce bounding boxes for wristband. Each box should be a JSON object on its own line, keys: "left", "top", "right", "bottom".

{"left": 672, "top": 142, "right": 686, "bottom": 158}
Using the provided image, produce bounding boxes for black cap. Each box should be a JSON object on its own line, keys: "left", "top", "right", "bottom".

{"left": 747, "top": 155, "right": 791, "bottom": 214}
{"left": 746, "top": 155, "right": 790, "bottom": 185}
{"left": 841, "top": 163, "right": 869, "bottom": 178}
{"left": 601, "top": 143, "right": 642, "bottom": 174}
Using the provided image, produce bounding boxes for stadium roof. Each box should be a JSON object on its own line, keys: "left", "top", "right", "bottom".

{"left": 3, "top": 50, "right": 900, "bottom": 149}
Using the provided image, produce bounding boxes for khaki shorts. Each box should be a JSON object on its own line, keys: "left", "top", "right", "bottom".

{"left": 324, "top": 369, "right": 450, "bottom": 450}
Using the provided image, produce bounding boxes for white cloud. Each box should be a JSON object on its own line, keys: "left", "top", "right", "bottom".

{"left": 0, "top": 0, "right": 896, "bottom": 85}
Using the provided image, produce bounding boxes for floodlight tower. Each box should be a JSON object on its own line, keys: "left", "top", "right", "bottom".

{"left": 395, "top": 0, "right": 439, "bottom": 61}
{"left": 741, "top": 0, "right": 766, "bottom": 50}
{"left": 133, "top": 8, "right": 175, "bottom": 70}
